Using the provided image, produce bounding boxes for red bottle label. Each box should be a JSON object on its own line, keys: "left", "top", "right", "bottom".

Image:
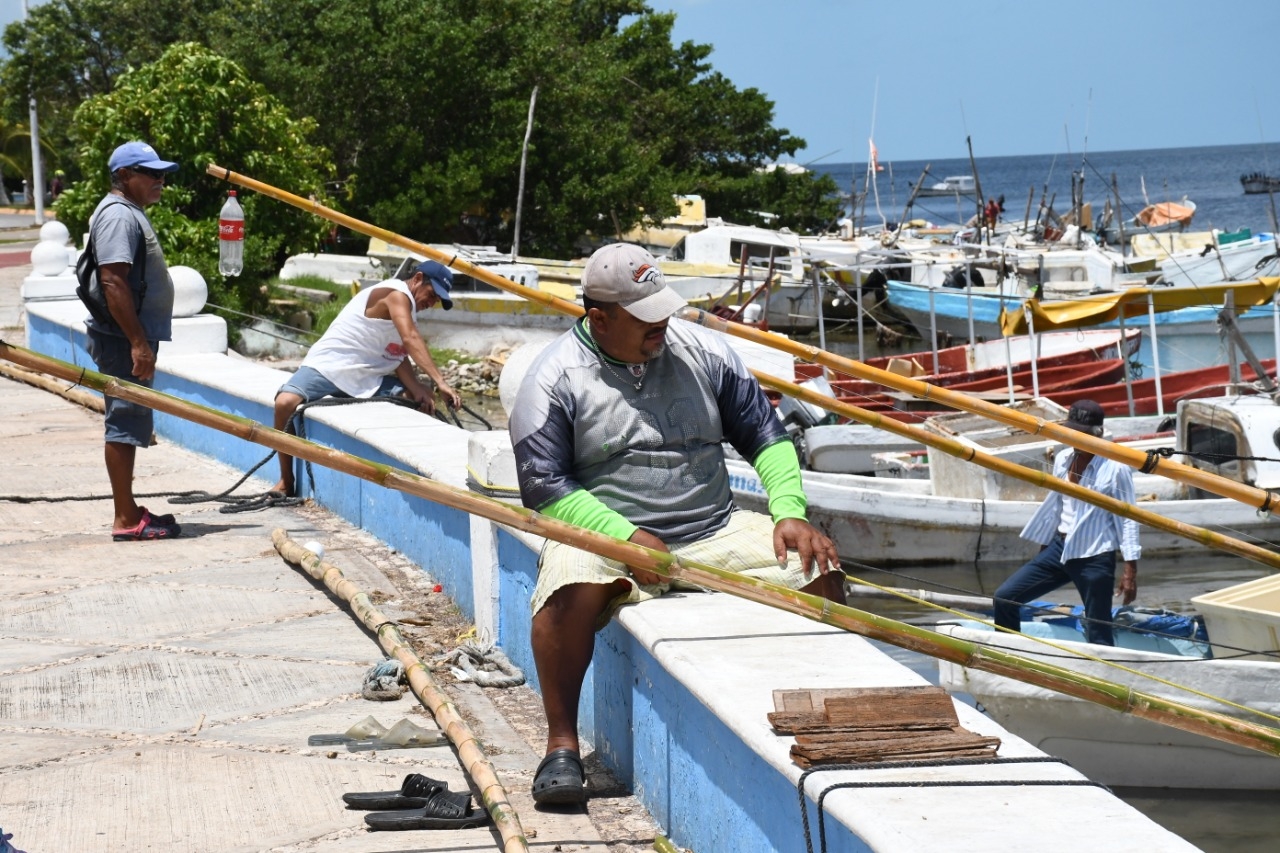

{"left": 219, "top": 219, "right": 244, "bottom": 240}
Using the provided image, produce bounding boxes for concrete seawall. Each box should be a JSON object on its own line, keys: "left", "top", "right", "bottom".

{"left": 17, "top": 296, "right": 1202, "bottom": 852}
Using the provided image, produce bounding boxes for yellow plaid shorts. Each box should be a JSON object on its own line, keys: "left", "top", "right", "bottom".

{"left": 531, "top": 509, "right": 822, "bottom": 627}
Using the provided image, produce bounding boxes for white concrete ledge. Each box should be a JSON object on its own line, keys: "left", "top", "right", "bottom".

{"left": 616, "top": 593, "right": 1197, "bottom": 851}
{"left": 28, "top": 299, "right": 228, "bottom": 356}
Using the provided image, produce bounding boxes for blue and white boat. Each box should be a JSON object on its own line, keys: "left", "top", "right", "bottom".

{"left": 886, "top": 277, "right": 1280, "bottom": 373}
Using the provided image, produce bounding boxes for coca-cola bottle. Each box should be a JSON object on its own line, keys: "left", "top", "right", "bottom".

{"left": 218, "top": 190, "right": 244, "bottom": 276}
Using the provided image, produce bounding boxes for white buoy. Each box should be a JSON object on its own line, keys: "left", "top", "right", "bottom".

{"left": 303, "top": 540, "right": 325, "bottom": 560}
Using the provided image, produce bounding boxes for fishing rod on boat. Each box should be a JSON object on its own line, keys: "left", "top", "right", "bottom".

{"left": 2, "top": 339, "right": 1277, "bottom": 760}
{"left": 203, "top": 164, "right": 1280, "bottom": 518}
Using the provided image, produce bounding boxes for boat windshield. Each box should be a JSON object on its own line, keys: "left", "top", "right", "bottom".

{"left": 730, "top": 239, "right": 794, "bottom": 274}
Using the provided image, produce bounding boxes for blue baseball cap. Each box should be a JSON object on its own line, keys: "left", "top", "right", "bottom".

{"left": 108, "top": 141, "right": 179, "bottom": 174}
{"left": 415, "top": 260, "right": 453, "bottom": 310}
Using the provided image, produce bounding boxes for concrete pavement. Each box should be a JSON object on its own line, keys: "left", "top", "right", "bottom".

{"left": 0, "top": 246, "right": 645, "bottom": 851}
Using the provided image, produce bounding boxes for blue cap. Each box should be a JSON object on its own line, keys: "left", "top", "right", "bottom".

{"left": 415, "top": 260, "right": 453, "bottom": 310}
{"left": 108, "top": 141, "right": 179, "bottom": 174}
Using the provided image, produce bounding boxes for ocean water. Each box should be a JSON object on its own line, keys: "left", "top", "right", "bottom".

{"left": 814, "top": 141, "right": 1280, "bottom": 236}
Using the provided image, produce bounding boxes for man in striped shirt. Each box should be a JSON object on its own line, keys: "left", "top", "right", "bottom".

{"left": 992, "top": 400, "right": 1141, "bottom": 645}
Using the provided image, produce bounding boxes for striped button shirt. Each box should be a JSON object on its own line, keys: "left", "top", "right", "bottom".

{"left": 1020, "top": 448, "right": 1142, "bottom": 562}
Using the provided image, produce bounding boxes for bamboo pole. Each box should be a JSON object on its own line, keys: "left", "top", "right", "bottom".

{"left": 271, "top": 530, "right": 529, "bottom": 853}
{"left": 203, "top": 164, "right": 1279, "bottom": 517}
{"left": 0, "top": 358, "right": 104, "bottom": 412}
{"left": 3, "top": 341, "right": 1278, "bottom": 759}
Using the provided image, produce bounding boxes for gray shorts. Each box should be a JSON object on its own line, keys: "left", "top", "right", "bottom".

{"left": 277, "top": 365, "right": 404, "bottom": 403}
{"left": 87, "top": 330, "right": 157, "bottom": 447}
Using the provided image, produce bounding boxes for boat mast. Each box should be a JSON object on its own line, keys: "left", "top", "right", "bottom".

{"left": 965, "top": 136, "right": 986, "bottom": 244}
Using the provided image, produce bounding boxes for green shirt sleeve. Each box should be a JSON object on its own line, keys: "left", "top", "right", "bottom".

{"left": 752, "top": 438, "right": 808, "bottom": 523}
{"left": 541, "top": 489, "right": 638, "bottom": 541}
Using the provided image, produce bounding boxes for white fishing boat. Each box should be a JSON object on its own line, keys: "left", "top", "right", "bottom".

{"left": 1098, "top": 198, "right": 1197, "bottom": 246}
{"left": 1157, "top": 231, "right": 1280, "bottom": 287}
{"left": 659, "top": 222, "right": 817, "bottom": 333}
{"left": 934, "top": 603, "right": 1280, "bottom": 789}
{"left": 911, "top": 175, "right": 978, "bottom": 198}
{"left": 728, "top": 394, "right": 1280, "bottom": 567}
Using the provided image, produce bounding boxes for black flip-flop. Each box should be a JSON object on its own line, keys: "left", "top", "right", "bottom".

{"left": 532, "top": 748, "right": 586, "bottom": 805}
{"left": 343, "top": 773, "right": 470, "bottom": 811}
{"left": 363, "top": 789, "right": 490, "bottom": 831}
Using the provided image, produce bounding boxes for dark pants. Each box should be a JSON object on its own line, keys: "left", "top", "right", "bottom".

{"left": 993, "top": 535, "right": 1117, "bottom": 645}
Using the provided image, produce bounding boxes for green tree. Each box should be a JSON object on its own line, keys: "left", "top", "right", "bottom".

{"left": 0, "top": 115, "right": 53, "bottom": 205}
{"left": 7, "top": 0, "right": 840, "bottom": 256}
{"left": 206, "top": 0, "right": 834, "bottom": 254}
{"left": 55, "top": 42, "right": 334, "bottom": 317}
{"left": 1, "top": 0, "right": 223, "bottom": 179}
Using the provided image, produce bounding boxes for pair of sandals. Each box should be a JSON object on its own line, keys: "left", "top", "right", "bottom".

{"left": 343, "top": 772, "right": 489, "bottom": 831}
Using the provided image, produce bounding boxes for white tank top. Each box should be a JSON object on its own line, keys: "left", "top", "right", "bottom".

{"left": 302, "top": 279, "right": 417, "bottom": 397}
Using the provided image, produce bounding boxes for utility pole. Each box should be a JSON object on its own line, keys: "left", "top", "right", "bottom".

{"left": 23, "top": 0, "right": 46, "bottom": 225}
{"left": 511, "top": 86, "right": 537, "bottom": 261}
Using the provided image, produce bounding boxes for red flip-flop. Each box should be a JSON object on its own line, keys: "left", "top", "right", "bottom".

{"left": 112, "top": 509, "right": 181, "bottom": 542}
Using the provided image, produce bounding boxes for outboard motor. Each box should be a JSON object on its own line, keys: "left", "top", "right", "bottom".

{"left": 942, "top": 265, "right": 985, "bottom": 289}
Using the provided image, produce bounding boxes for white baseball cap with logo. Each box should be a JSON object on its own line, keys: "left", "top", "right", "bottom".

{"left": 581, "top": 243, "right": 688, "bottom": 323}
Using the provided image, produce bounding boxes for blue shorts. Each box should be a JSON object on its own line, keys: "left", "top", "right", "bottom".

{"left": 87, "top": 330, "right": 157, "bottom": 447}
{"left": 276, "top": 365, "right": 404, "bottom": 404}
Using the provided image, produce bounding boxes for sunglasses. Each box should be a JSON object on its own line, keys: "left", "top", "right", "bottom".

{"left": 130, "top": 165, "right": 169, "bottom": 179}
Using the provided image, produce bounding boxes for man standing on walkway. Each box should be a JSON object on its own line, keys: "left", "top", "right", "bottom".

{"left": 992, "top": 400, "right": 1140, "bottom": 645}
{"left": 85, "top": 141, "right": 182, "bottom": 541}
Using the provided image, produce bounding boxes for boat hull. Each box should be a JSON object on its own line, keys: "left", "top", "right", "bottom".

{"left": 935, "top": 624, "right": 1280, "bottom": 790}
{"left": 726, "top": 461, "right": 1280, "bottom": 567}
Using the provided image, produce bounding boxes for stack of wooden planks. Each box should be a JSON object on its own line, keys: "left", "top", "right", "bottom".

{"left": 768, "top": 686, "right": 1001, "bottom": 768}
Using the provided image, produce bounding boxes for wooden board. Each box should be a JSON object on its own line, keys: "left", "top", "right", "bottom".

{"left": 770, "top": 686, "right": 1000, "bottom": 766}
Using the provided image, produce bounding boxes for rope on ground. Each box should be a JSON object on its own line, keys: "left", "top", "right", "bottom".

{"left": 361, "top": 658, "right": 408, "bottom": 701}
{"left": 438, "top": 635, "right": 526, "bottom": 688}
{"left": 167, "top": 448, "right": 306, "bottom": 513}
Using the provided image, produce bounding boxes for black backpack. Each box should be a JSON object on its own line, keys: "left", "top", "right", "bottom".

{"left": 75, "top": 200, "right": 148, "bottom": 328}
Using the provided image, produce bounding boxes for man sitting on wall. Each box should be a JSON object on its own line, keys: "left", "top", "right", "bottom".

{"left": 508, "top": 243, "right": 846, "bottom": 806}
{"left": 272, "top": 260, "right": 460, "bottom": 496}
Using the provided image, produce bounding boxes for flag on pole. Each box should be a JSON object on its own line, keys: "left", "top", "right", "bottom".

{"left": 869, "top": 139, "right": 884, "bottom": 172}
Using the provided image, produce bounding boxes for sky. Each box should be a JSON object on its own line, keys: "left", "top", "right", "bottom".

{"left": 4, "top": 1, "right": 1278, "bottom": 166}
{"left": 647, "top": 0, "right": 1280, "bottom": 165}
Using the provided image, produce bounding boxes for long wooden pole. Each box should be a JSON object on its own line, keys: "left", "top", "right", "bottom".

{"left": 271, "top": 531, "right": 529, "bottom": 853}
{"left": 202, "top": 164, "right": 1279, "bottom": 517}
{"left": 2, "top": 341, "right": 1279, "bottom": 759}
{"left": 688, "top": 308, "right": 1280, "bottom": 517}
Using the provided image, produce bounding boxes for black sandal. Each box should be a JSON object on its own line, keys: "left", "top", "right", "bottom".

{"left": 364, "top": 788, "right": 490, "bottom": 830}
{"left": 343, "top": 773, "right": 470, "bottom": 812}
{"left": 532, "top": 748, "right": 586, "bottom": 805}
